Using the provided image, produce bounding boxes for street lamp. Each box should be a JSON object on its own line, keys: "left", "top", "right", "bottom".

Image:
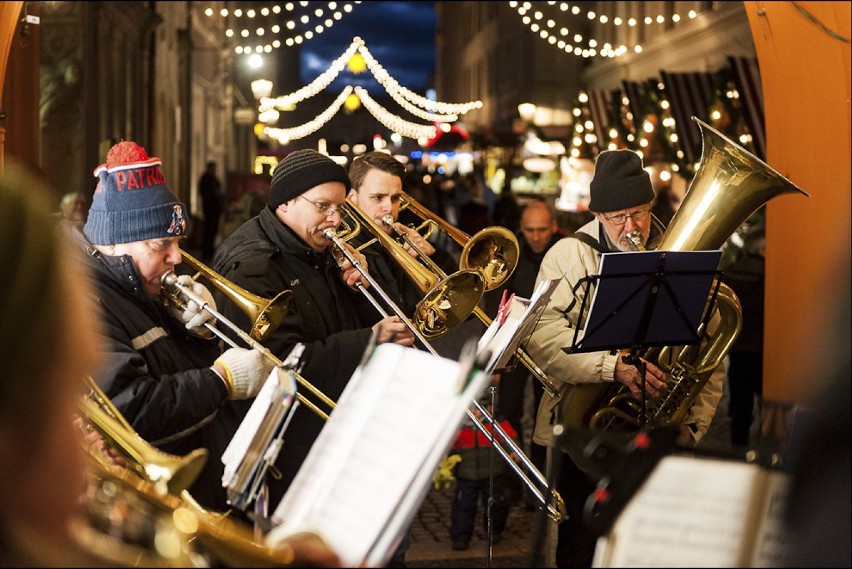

{"left": 251, "top": 78, "right": 273, "bottom": 100}
{"left": 518, "top": 102, "right": 537, "bottom": 124}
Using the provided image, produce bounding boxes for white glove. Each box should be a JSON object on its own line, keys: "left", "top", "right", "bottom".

{"left": 214, "top": 347, "right": 277, "bottom": 400}
{"left": 166, "top": 274, "right": 217, "bottom": 336}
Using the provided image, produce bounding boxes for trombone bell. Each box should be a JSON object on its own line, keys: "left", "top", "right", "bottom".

{"left": 179, "top": 249, "right": 292, "bottom": 341}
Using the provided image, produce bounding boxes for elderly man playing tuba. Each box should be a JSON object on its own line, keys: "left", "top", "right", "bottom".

{"left": 526, "top": 149, "right": 726, "bottom": 569}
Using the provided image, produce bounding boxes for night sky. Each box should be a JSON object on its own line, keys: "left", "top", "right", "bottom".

{"left": 299, "top": 1, "right": 437, "bottom": 93}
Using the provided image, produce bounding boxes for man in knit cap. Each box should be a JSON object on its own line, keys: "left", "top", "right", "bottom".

{"left": 69, "top": 140, "right": 277, "bottom": 513}
{"left": 525, "top": 149, "right": 726, "bottom": 568}
{"left": 213, "top": 149, "right": 415, "bottom": 507}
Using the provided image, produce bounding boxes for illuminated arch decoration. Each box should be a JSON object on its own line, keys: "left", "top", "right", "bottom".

{"left": 256, "top": 37, "right": 482, "bottom": 144}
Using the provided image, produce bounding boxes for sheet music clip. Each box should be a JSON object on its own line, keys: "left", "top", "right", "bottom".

{"left": 221, "top": 344, "right": 303, "bottom": 513}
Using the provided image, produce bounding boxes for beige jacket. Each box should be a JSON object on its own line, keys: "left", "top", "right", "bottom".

{"left": 527, "top": 219, "right": 726, "bottom": 449}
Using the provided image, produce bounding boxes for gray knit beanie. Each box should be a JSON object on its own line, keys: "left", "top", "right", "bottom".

{"left": 268, "top": 149, "right": 351, "bottom": 209}
{"left": 588, "top": 150, "right": 655, "bottom": 213}
{"left": 83, "top": 141, "right": 187, "bottom": 245}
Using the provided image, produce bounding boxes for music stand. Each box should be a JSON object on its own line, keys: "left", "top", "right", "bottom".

{"left": 563, "top": 249, "right": 723, "bottom": 427}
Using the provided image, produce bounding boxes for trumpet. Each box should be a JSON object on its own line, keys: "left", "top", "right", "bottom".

{"left": 337, "top": 198, "right": 486, "bottom": 340}
{"left": 325, "top": 221, "right": 567, "bottom": 523}
{"left": 382, "top": 193, "right": 561, "bottom": 398}
{"left": 161, "top": 252, "right": 336, "bottom": 421}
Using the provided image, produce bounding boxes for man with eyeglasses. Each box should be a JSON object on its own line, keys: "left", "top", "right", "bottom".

{"left": 526, "top": 149, "right": 725, "bottom": 568}
{"left": 69, "top": 141, "right": 278, "bottom": 514}
{"left": 212, "top": 149, "right": 414, "bottom": 509}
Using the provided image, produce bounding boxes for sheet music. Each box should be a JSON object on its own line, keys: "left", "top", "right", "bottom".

{"left": 266, "top": 343, "right": 488, "bottom": 567}
{"left": 221, "top": 366, "right": 295, "bottom": 487}
{"left": 593, "top": 455, "right": 792, "bottom": 568}
{"left": 478, "top": 277, "right": 561, "bottom": 374}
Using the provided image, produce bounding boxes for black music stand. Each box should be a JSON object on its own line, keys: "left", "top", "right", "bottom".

{"left": 563, "top": 249, "right": 723, "bottom": 427}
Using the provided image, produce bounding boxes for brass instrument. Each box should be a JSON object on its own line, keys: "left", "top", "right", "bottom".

{"left": 399, "top": 192, "right": 520, "bottom": 290}
{"left": 162, "top": 254, "right": 336, "bottom": 421}
{"left": 75, "top": 415, "right": 307, "bottom": 567}
{"left": 382, "top": 193, "right": 561, "bottom": 398}
{"left": 80, "top": 375, "right": 209, "bottom": 496}
{"left": 561, "top": 117, "right": 810, "bottom": 432}
{"left": 338, "top": 198, "right": 485, "bottom": 339}
{"left": 326, "top": 218, "right": 567, "bottom": 524}
{"left": 180, "top": 249, "right": 291, "bottom": 342}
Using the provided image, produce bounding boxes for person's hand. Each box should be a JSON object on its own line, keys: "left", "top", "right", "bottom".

{"left": 165, "top": 274, "right": 217, "bottom": 338}
{"left": 213, "top": 348, "right": 276, "bottom": 399}
{"left": 371, "top": 316, "right": 415, "bottom": 346}
{"left": 74, "top": 414, "right": 127, "bottom": 467}
{"left": 613, "top": 351, "right": 666, "bottom": 399}
{"left": 271, "top": 530, "right": 342, "bottom": 567}
{"left": 334, "top": 241, "right": 370, "bottom": 290}
{"left": 393, "top": 222, "right": 435, "bottom": 258}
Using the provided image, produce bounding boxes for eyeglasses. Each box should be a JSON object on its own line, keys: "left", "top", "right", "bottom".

{"left": 299, "top": 195, "right": 340, "bottom": 217}
{"left": 602, "top": 208, "right": 651, "bottom": 226}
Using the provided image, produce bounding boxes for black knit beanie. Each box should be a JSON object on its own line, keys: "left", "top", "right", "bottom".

{"left": 268, "top": 149, "right": 351, "bottom": 209}
{"left": 588, "top": 150, "right": 655, "bottom": 213}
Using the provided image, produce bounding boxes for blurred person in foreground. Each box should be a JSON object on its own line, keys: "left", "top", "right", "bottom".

{"left": 213, "top": 149, "right": 414, "bottom": 509}
{"left": 526, "top": 149, "right": 726, "bottom": 568}
{"left": 0, "top": 164, "right": 104, "bottom": 566}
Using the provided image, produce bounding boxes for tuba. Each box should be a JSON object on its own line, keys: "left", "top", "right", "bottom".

{"left": 561, "top": 117, "right": 809, "bottom": 433}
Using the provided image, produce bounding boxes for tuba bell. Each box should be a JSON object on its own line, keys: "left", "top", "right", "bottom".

{"left": 561, "top": 117, "right": 809, "bottom": 433}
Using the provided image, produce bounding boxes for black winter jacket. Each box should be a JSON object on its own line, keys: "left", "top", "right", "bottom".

{"left": 212, "top": 207, "right": 374, "bottom": 505}
{"left": 70, "top": 228, "right": 247, "bottom": 512}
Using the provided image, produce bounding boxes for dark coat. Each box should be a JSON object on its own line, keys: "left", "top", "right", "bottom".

{"left": 212, "top": 206, "right": 374, "bottom": 505}
{"left": 71, "top": 228, "right": 245, "bottom": 512}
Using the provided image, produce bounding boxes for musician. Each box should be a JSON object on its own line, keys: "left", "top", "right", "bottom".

{"left": 69, "top": 141, "right": 276, "bottom": 513}
{"left": 347, "top": 151, "right": 459, "bottom": 319}
{"left": 526, "top": 149, "right": 726, "bottom": 568}
{"left": 212, "top": 149, "right": 414, "bottom": 507}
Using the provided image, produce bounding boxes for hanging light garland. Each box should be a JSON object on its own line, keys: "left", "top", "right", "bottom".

{"left": 353, "top": 87, "right": 438, "bottom": 140}
{"left": 206, "top": 1, "right": 362, "bottom": 54}
{"left": 263, "top": 86, "right": 353, "bottom": 144}
{"left": 255, "top": 37, "right": 481, "bottom": 143}
{"left": 509, "top": 2, "right": 704, "bottom": 59}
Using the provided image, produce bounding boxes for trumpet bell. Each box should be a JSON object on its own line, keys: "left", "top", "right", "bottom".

{"left": 414, "top": 269, "right": 485, "bottom": 338}
{"left": 460, "top": 226, "right": 520, "bottom": 291}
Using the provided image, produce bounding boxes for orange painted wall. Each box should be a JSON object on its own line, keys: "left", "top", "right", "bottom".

{"left": 0, "top": 2, "right": 23, "bottom": 174}
{"left": 744, "top": 2, "right": 851, "bottom": 405}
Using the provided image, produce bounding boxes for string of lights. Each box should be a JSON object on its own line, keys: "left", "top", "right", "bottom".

{"left": 353, "top": 87, "right": 438, "bottom": 141}
{"left": 258, "top": 40, "right": 360, "bottom": 112}
{"left": 549, "top": 1, "right": 702, "bottom": 28}
{"left": 205, "top": 1, "right": 362, "bottom": 54}
{"left": 262, "top": 86, "right": 353, "bottom": 144}
{"left": 255, "top": 37, "right": 481, "bottom": 143}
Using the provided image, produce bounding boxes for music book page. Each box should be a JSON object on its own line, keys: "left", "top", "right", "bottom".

{"left": 592, "top": 454, "right": 792, "bottom": 568}
{"left": 265, "top": 342, "right": 489, "bottom": 567}
{"left": 478, "top": 277, "right": 561, "bottom": 374}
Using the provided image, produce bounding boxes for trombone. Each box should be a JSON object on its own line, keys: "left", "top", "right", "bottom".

{"left": 325, "top": 222, "right": 567, "bottom": 524}
{"left": 335, "top": 200, "right": 486, "bottom": 340}
{"left": 161, "top": 252, "right": 336, "bottom": 421}
{"left": 388, "top": 193, "right": 561, "bottom": 398}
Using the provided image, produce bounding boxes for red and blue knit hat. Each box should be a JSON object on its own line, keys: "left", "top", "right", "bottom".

{"left": 83, "top": 141, "right": 187, "bottom": 245}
